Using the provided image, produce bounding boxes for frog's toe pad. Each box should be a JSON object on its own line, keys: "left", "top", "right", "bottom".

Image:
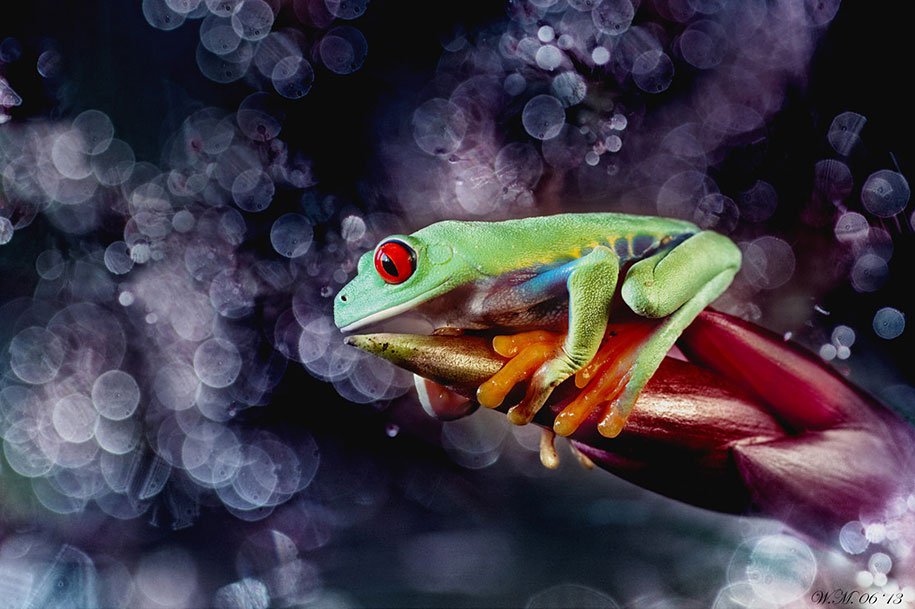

{"left": 597, "top": 405, "right": 629, "bottom": 438}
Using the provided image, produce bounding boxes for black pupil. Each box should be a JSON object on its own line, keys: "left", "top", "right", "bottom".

{"left": 381, "top": 253, "right": 399, "bottom": 277}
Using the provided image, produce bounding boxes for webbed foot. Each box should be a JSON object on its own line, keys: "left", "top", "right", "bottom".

{"left": 555, "top": 321, "right": 658, "bottom": 438}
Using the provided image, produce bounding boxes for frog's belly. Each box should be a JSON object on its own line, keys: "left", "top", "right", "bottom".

{"left": 413, "top": 278, "right": 569, "bottom": 331}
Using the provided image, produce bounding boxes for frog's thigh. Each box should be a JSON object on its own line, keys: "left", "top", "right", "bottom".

{"left": 598, "top": 267, "right": 738, "bottom": 436}
{"left": 598, "top": 231, "right": 740, "bottom": 436}
{"left": 621, "top": 230, "right": 741, "bottom": 318}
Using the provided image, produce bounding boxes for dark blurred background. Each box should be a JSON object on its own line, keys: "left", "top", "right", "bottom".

{"left": 0, "top": 1, "right": 912, "bottom": 607}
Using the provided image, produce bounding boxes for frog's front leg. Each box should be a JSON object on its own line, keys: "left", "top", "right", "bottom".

{"left": 477, "top": 245, "right": 620, "bottom": 424}
{"left": 591, "top": 230, "right": 741, "bottom": 437}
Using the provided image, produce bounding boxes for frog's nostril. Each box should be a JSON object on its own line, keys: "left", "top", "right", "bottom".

{"left": 340, "top": 294, "right": 347, "bottom": 302}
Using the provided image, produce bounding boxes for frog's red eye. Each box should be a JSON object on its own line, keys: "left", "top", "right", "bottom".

{"left": 374, "top": 240, "right": 416, "bottom": 284}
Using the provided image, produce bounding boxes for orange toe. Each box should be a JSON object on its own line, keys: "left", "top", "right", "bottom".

{"left": 555, "top": 366, "right": 630, "bottom": 436}
{"left": 492, "top": 330, "right": 561, "bottom": 357}
{"left": 477, "top": 342, "right": 555, "bottom": 408}
{"left": 575, "top": 322, "right": 656, "bottom": 388}
{"left": 597, "top": 402, "right": 629, "bottom": 438}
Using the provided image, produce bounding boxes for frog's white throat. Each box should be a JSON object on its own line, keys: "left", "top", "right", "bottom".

{"left": 338, "top": 291, "right": 434, "bottom": 333}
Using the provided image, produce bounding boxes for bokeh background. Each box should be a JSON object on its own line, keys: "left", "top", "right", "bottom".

{"left": 0, "top": 0, "right": 912, "bottom": 607}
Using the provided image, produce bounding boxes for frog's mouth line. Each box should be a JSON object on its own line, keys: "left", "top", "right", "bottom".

{"left": 338, "top": 280, "right": 450, "bottom": 333}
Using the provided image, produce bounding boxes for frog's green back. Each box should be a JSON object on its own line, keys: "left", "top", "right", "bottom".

{"left": 416, "top": 213, "right": 698, "bottom": 275}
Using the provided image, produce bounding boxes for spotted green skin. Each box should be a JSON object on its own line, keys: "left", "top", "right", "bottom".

{"left": 334, "top": 212, "right": 742, "bottom": 426}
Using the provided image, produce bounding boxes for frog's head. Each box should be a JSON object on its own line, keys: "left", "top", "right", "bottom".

{"left": 334, "top": 227, "right": 471, "bottom": 332}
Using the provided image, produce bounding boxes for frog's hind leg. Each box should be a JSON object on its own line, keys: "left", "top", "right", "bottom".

{"left": 594, "top": 230, "right": 741, "bottom": 438}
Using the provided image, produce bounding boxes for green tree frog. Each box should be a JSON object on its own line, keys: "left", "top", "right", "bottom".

{"left": 334, "top": 213, "right": 741, "bottom": 439}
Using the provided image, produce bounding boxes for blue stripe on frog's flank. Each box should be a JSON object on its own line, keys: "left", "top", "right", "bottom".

{"left": 513, "top": 256, "right": 585, "bottom": 302}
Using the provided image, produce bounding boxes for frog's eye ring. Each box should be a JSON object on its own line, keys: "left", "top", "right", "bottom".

{"left": 374, "top": 239, "right": 416, "bottom": 284}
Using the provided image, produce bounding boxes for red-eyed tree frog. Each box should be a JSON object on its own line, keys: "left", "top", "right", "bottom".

{"left": 334, "top": 213, "right": 741, "bottom": 439}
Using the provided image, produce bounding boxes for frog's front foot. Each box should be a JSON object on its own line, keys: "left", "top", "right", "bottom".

{"left": 507, "top": 355, "right": 577, "bottom": 425}
{"left": 475, "top": 330, "right": 565, "bottom": 420}
{"left": 475, "top": 327, "right": 597, "bottom": 428}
